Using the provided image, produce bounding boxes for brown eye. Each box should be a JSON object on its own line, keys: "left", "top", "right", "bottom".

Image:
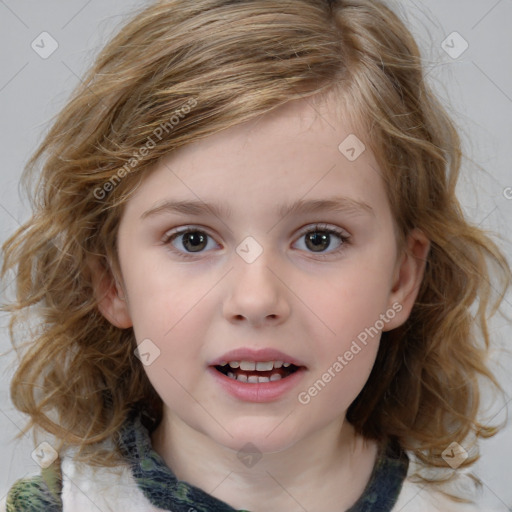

{"left": 294, "top": 224, "right": 350, "bottom": 257}
{"left": 179, "top": 231, "right": 208, "bottom": 252}
{"left": 163, "top": 228, "right": 219, "bottom": 259}
{"left": 304, "top": 231, "right": 333, "bottom": 252}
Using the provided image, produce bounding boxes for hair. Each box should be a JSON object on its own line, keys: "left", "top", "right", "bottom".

{"left": 2, "top": 0, "right": 511, "bottom": 502}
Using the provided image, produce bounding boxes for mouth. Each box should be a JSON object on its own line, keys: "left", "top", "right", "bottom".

{"left": 213, "top": 360, "right": 302, "bottom": 383}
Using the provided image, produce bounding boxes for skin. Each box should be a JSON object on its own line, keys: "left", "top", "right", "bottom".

{"left": 95, "top": 94, "right": 430, "bottom": 511}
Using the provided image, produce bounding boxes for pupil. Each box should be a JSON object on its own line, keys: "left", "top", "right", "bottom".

{"left": 182, "top": 231, "right": 331, "bottom": 253}
{"left": 183, "top": 232, "right": 206, "bottom": 252}
{"left": 306, "top": 232, "right": 329, "bottom": 252}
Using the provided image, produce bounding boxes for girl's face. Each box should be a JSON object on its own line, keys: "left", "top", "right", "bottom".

{"left": 102, "top": 96, "right": 428, "bottom": 454}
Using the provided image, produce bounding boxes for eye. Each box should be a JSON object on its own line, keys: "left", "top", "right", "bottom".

{"left": 162, "top": 227, "right": 219, "bottom": 259}
{"left": 293, "top": 223, "right": 350, "bottom": 256}
{"left": 162, "top": 223, "right": 351, "bottom": 260}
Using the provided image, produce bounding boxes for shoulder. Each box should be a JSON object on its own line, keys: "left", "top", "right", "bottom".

{"left": 59, "top": 453, "right": 164, "bottom": 511}
{"left": 394, "top": 477, "right": 480, "bottom": 512}
{"left": 393, "top": 453, "right": 499, "bottom": 512}
{"left": 1, "top": 462, "right": 62, "bottom": 512}
{"left": 2, "top": 454, "right": 164, "bottom": 512}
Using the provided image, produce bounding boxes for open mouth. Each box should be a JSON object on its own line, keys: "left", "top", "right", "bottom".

{"left": 214, "top": 361, "right": 302, "bottom": 383}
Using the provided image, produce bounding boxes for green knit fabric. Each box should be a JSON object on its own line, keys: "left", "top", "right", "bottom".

{"left": 5, "top": 462, "right": 62, "bottom": 511}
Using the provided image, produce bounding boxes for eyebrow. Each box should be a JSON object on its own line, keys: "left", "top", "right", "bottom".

{"left": 141, "top": 196, "right": 374, "bottom": 221}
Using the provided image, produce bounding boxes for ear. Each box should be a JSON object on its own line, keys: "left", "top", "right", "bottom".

{"left": 88, "top": 256, "right": 133, "bottom": 329}
{"left": 383, "top": 228, "right": 430, "bottom": 331}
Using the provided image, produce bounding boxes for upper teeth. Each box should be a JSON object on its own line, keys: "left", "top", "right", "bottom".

{"left": 220, "top": 360, "right": 291, "bottom": 370}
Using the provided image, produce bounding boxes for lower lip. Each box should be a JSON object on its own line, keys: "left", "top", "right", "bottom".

{"left": 207, "top": 366, "right": 307, "bottom": 403}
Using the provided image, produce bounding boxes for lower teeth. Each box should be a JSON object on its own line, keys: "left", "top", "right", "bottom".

{"left": 227, "top": 372, "right": 282, "bottom": 383}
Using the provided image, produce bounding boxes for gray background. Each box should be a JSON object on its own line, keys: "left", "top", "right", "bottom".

{"left": 0, "top": 0, "right": 511, "bottom": 509}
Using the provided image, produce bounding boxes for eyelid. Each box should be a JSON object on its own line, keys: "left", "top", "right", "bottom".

{"left": 295, "top": 222, "right": 350, "bottom": 238}
{"left": 162, "top": 224, "right": 217, "bottom": 243}
{"left": 292, "top": 223, "right": 351, "bottom": 258}
{"left": 162, "top": 222, "right": 350, "bottom": 240}
{"left": 162, "top": 222, "right": 351, "bottom": 260}
{"left": 161, "top": 225, "right": 221, "bottom": 261}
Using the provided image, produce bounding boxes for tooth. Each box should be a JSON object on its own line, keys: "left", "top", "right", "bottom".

{"left": 273, "top": 361, "right": 283, "bottom": 368}
{"left": 228, "top": 361, "right": 240, "bottom": 368}
{"left": 237, "top": 374, "right": 248, "bottom": 383}
{"left": 219, "top": 361, "right": 228, "bottom": 366}
{"left": 248, "top": 375, "right": 259, "bottom": 383}
{"left": 257, "top": 376, "right": 270, "bottom": 383}
{"left": 227, "top": 372, "right": 235, "bottom": 379}
{"left": 270, "top": 373, "right": 282, "bottom": 381}
{"left": 240, "top": 360, "right": 256, "bottom": 371}
{"left": 283, "top": 362, "right": 291, "bottom": 367}
{"left": 256, "top": 361, "right": 273, "bottom": 371}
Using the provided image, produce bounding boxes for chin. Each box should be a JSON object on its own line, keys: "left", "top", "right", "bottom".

{"left": 205, "top": 416, "right": 304, "bottom": 455}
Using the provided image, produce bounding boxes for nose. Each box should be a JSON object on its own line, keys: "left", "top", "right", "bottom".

{"left": 222, "top": 249, "right": 291, "bottom": 328}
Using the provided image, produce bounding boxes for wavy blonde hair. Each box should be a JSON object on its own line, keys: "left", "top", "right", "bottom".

{"left": 2, "top": 0, "right": 510, "bottom": 501}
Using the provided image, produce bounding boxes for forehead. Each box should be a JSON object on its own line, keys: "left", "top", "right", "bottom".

{"left": 123, "top": 95, "right": 389, "bottom": 224}
{"left": 170, "top": 94, "right": 357, "bottom": 164}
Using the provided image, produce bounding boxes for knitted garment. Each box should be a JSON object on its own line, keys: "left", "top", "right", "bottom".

{"left": 2, "top": 409, "right": 479, "bottom": 511}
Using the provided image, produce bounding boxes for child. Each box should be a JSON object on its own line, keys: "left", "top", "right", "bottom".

{"left": 1, "top": 0, "right": 510, "bottom": 510}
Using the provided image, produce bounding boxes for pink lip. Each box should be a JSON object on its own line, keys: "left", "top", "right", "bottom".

{"left": 209, "top": 347, "right": 307, "bottom": 367}
{"left": 207, "top": 366, "right": 307, "bottom": 403}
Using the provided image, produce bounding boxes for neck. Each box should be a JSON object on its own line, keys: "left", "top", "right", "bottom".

{"left": 151, "top": 410, "right": 378, "bottom": 511}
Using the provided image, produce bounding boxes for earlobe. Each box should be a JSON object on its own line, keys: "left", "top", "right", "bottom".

{"left": 384, "top": 229, "right": 430, "bottom": 331}
{"left": 88, "top": 256, "right": 133, "bottom": 329}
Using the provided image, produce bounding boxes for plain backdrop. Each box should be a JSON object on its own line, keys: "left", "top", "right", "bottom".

{"left": 0, "top": 0, "right": 511, "bottom": 509}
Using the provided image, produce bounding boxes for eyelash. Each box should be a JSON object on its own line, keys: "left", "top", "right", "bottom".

{"left": 162, "top": 223, "right": 351, "bottom": 261}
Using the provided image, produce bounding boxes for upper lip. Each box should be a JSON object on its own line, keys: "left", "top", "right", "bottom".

{"left": 209, "top": 347, "right": 306, "bottom": 368}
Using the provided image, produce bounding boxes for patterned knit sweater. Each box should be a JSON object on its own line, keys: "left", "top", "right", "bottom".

{"left": 1, "top": 409, "right": 480, "bottom": 511}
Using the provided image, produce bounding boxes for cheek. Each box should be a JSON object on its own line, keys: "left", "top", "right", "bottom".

{"left": 121, "top": 259, "right": 216, "bottom": 399}
{"left": 122, "top": 254, "right": 210, "bottom": 340}
{"left": 293, "top": 250, "right": 396, "bottom": 406}
{"left": 300, "top": 254, "right": 396, "bottom": 347}
{"left": 296, "top": 290, "right": 383, "bottom": 415}
{"left": 133, "top": 300, "right": 212, "bottom": 415}
{"left": 296, "top": 298, "right": 381, "bottom": 416}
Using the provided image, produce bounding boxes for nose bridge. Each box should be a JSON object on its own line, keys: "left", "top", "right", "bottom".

{"left": 223, "top": 235, "right": 290, "bottom": 323}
